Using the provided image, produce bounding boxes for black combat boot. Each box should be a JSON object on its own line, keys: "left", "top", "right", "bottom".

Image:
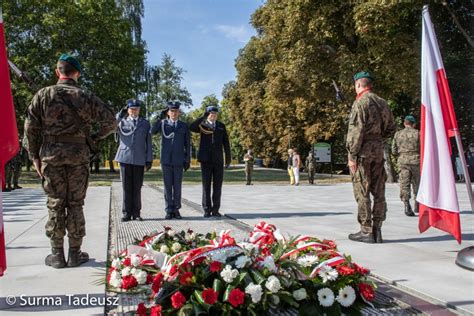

{"left": 404, "top": 201, "right": 415, "bottom": 217}
{"left": 45, "top": 248, "right": 66, "bottom": 269}
{"left": 14, "top": 185, "right": 22, "bottom": 189}
{"left": 204, "top": 210, "right": 211, "bottom": 218}
{"left": 67, "top": 247, "right": 89, "bottom": 267}
{"left": 373, "top": 227, "right": 383, "bottom": 243}
{"left": 348, "top": 231, "right": 375, "bottom": 243}
{"left": 414, "top": 201, "right": 419, "bottom": 214}
{"left": 174, "top": 210, "right": 182, "bottom": 220}
{"left": 211, "top": 209, "right": 222, "bottom": 217}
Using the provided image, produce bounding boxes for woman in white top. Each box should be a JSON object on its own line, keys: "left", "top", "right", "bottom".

{"left": 292, "top": 149, "right": 301, "bottom": 186}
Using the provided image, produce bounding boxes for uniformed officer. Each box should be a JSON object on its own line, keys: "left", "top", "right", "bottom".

{"left": 392, "top": 115, "right": 420, "bottom": 217}
{"left": 115, "top": 99, "right": 153, "bottom": 222}
{"left": 3, "top": 161, "right": 13, "bottom": 192}
{"left": 305, "top": 151, "right": 317, "bottom": 184}
{"left": 24, "top": 54, "right": 116, "bottom": 268}
{"left": 151, "top": 101, "right": 191, "bottom": 219}
{"left": 190, "top": 105, "right": 231, "bottom": 217}
{"left": 243, "top": 149, "right": 254, "bottom": 185}
{"left": 346, "top": 71, "right": 395, "bottom": 244}
{"left": 6, "top": 145, "right": 23, "bottom": 190}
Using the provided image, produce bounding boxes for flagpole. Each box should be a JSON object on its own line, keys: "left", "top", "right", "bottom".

{"left": 452, "top": 129, "right": 474, "bottom": 212}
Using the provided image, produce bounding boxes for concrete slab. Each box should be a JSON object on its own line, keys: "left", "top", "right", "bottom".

{"left": 0, "top": 187, "right": 111, "bottom": 315}
{"left": 181, "top": 182, "right": 474, "bottom": 315}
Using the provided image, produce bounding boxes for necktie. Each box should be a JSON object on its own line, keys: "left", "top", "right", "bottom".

{"left": 133, "top": 119, "right": 137, "bottom": 127}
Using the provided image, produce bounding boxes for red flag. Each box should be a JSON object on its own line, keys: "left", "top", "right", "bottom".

{"left": 0, "top": 9, "right": 19, "bottom": 276}
{"left": 417, "top": 6, "right": 461, "bottom": 243}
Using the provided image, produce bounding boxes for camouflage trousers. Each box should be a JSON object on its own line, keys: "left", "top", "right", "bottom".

{"left": 307, "top": 167, "right": 315, "bottom": 184}
{"left": 399, "top": 164, "right": 420, "bottom": 202}
{"left": 351, "top": 157, "right": 387, "bottom": 233}
{"left": 6, "top": 163, "right": 21, "bottom": 187}
{"left": 41, "top": 163, "right": 89, "bottom": 248}
{"left": 4, "top": 162, "right": 13, "bottom": 188}
{"left": 245, "top": 166, "right": 253, "bottom": 183}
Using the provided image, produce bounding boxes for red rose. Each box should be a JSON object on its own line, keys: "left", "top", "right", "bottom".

{"left": 337, "top": 265, "right": 355, "bottom": 276}
{"left": 179, "top": 272, "right": 194, "bottom": 285}
{"left": 171, "top": 291, "right": 187, "bottom": 309}
{"left": 136, "top": 303, "right": 147, "bottom": 316}
{"left": 202, "top": 288, "right": 218, "bottom": 305}
{"left": 146, "top": 274, "right": 154, "bottom": 284}
{"left": 358, "top": 283, "right": 375, "bottom": 301}
{"left": 322, "top": 239, "right": 337, "bottom": 249}
{"left": 152, "top": 273, "right": 164, "bottom": 293}
{"left": 123, "top": 257, "right": 131, "bottom": 266}
{"left": 228, "top": 288, "right": 245, "bottom": 307}
{"left": 354, "top": 263, "right": 369, "bottom": 275}
{"left": 122, "top": 275, "right": 138, "bottom": 290}
{"left": 193, "top": 257, "right": 206, "bottom": 265}
{"left": 150, "top": 304, "right": 162, "bottom": 316}
{"left": 210, "top": 261, "right": 222, "bottom": 272}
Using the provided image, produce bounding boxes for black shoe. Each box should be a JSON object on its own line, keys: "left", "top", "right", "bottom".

{"left": 165, "top": 213, "right": 174, "bottom": 220}
{"left": 174, "top": 211, "right": 182, "bottom": 219}
{"left": 14, "top": 185, "right": 22, "bottom": 189}
{"left": 2, "top": 188, "right": 11, "bottom": 192}
{"left": 45, "top": 247, "right": 66, "bottom": 269}
{"left": 404, "top": 202, "right": 415, "bottom": 217}
{"left": 373, "top": 228, "right": 383, "bottom": 243}
{"left": 414, "top": 202, "right": 419, "bottom": 214}
{"left": 67, "top": 247, "right": 89, "bottom": 267}
{"left": 348, "top": 231, "right": 375, "bottom": 243}
{"left": 204, "top": 211, "right": 211, "bottom": 218}
{"left": 212, "top": 211, "right": 222, "bottom": 217}
{"left": 134, "top": 216, "right": 143, "bottom": 221}
{"left": 121, "top": 216, "right": 131, "bottom": 222}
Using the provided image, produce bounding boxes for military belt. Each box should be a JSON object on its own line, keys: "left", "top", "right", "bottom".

{"left": 43, "top": 135, "right": 86, "bottom": 144}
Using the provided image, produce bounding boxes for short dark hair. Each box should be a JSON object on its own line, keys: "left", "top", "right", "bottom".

{"left": 358, "top": 77, "right": 373, "bottom": 88}
{"left": 57, "top": 60, "right": 79, "bottom": 77}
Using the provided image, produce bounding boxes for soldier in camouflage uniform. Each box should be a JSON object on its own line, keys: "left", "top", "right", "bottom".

{"left": 24, "top": 54, "right": 115, "bottom": 269}
{"left": 3, "top": 161, "right": 13, "bottom": 191}
{"left": 392, "top": 115, "right": 420, "bottom": 217}
{"left": 244, "top": 149, "right": 254, "bottom": 185}
{"left": 5, "top": 150, "right": 23, "bottom": 190}
{"left": 305, "top": 151, "right": 317, "bottom": 184}
{"left": 346, "top": 71, "right": 395, "bottom": 244}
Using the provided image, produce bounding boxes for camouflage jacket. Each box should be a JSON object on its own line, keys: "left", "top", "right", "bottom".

{"left": 305, "top": 156, "right": 316, "bottom": 170}
{"left": 346, "top": 91, "right": 395, "bottom": 161}
{"left": 244, "top": 154, "right": 254, "bottom": 168}
{"left": 24, "top": 79, "right": 116, "bottom": 166}
{"left": 392, "top": 126, "right": 420, "bottom": 165}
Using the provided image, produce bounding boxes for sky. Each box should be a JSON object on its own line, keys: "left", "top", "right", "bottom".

{"left": 142, "top": 0, "right": 263, "bottom": 109}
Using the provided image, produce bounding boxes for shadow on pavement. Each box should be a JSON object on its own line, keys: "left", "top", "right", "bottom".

{"left": 226, "top": 211, "right": 352, "bottom": 219}
{"left": 384, "top": 233, "right": 473, "bottom": 243}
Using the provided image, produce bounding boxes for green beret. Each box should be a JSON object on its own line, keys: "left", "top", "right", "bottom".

{"left": 58, "top": 54, "right": 81, "bottom": 72}
{"left": 404, "top": 115, "right": 416, "bottom": 124}
{"left": 353, "top": 71, "right": 374, "bottom": 81}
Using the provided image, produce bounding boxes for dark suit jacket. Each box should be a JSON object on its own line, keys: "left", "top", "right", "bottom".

{"left": 190, "top": 117, "right": 231, "bottom": 165}
{"left": 151, "top": 119, "right": 191, "bottom": 167}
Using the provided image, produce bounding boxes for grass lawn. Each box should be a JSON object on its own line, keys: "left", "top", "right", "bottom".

{"left": 16, "top": 167, "right": 350, "bottom": 187}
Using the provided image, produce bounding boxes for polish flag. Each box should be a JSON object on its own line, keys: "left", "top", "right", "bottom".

{"left": 417, "top": 6, "right": 461, "bottom": 243}
{"left": 0, "top": 9, "right": 19, "bottom": 276}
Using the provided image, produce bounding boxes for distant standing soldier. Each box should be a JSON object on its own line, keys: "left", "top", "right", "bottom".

{"left": 3, "top": 161, "right": 13, "bottom": 191}
{"left": 6, "top": 149, "right": 23, "bottom": 190}
{"left": 115, "top": 99, "right": 153, "bottom": 222}
{"left": 346, "top": 71, "right": 395, "bottom": 244}
{"left": 305, "top": 151, "right": 317, "bottom": 184}
{"left": 244, "top": 149, "right": 254, "bottom": 185}
{"left": 24, "top": 54, "right": 116, "bottom": 268}
{"left": 190, "top": 105, "right": 231, "bottom": 217}
{"left": 392, "top": 115, "right": 420, "bottom": 217}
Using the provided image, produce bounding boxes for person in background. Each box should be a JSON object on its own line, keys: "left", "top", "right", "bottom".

{"left": 292, "top": 148, "right": 301, "bottom": 186}
{"left": 287, "top": 148, "right": 294, "bottom": 185}
{"left": 305, "top": 150, "right": 317, "bottom": 184}
{"left": 244, "top": 149, "right": 254, "bottom": 185}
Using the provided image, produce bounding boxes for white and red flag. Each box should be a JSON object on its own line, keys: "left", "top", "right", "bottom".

{"left": 417, "top": 5, "right": 461, "bottom": 243}
{"left": 0, "top": 9, "right": 20, "bottom": 276}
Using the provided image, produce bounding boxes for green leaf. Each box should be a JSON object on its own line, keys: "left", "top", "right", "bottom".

{"left": 213, "top": 278, "right": 223, "bottom": 294}
{"left": 249, "top": 270, "right": 266, "bottom": 285}
{"left": 235, "top": 271, "right": 248, "bottom": 286}
{"left": 223, "top": 285, "right": 235, "bottom": 302}
{"left": 177, "top": 303, "right": 194, "bottom": 316}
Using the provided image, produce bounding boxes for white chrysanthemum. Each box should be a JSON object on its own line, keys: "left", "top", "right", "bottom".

{"left": 109, "top": 275, "right": 122, "bottom": 288}
{"left": 336, "top": 286, "right": 356, "bottom": 307}
{"left": 220, "top": 265, "right": 239, "bottom": 283}
{"left": 159, "top": 245, "right": 169, "bottom": 253}
{"left": 133, "top": 269, "right": 148, "bottom": 285}
{"left": 235, "top": 255, "right": 251, "bottom": 269}
{"left": 110, "top": 270, "right": 121, "bottom": 280}
{"left": 167, "top": 230, "right": 176, "bottom": 237}
{"left": 121, "top": 266, "right": 131, "bottom": 277}
{"left": 245, "top": 283, "right": 263, "bottom": 303}
{"left": 111, "top": 258, "right": 121, "bottom": 269}
{"left": 262, "top": 256, "right": 277, "bottom": 272}
{"left": 317, "top": 288, "right": 335, "bottom": 307}
{"left": 185, "top": 232, "right": 196, "bottom": 241}
{"left": 318, "top": 265, "right": 338, "bottom": 283}
{"left": 297, "top": 255, "right": 319, "bottom": 267}
{"left": 265, "top": 275, "right": 281, "bottom": 293}
{"left": 130, "top": 254, "right": 141, "bottom": 267}
{"left": 238, "top": 242, "right": 257, "bottom": 252}
{"left": 171, "top": 242, "right": 182, "bottom": 253}
{"left": 212, "top": 252, "right": 228, "bottom": 263}
{"left": 292, "top": 288, "right": 307, "bottom": 301}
